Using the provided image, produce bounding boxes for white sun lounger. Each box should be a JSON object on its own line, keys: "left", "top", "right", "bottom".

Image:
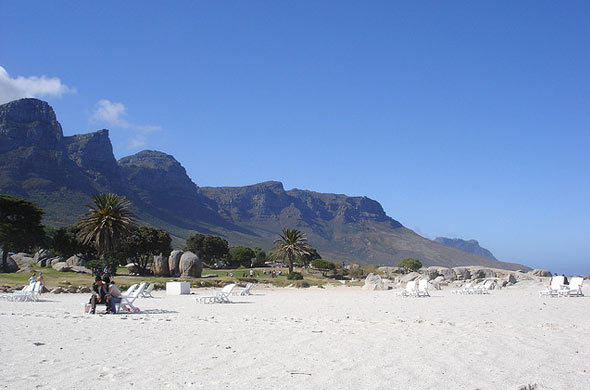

{"left": 122, "top": 284, "right": 138, "bottom": 297}
{"left": 118, "top": 282, "right": 146, "bottom": 313}
{"left": 1, "top": 282, "right": 41, "bottom": 302}
{"left": 539, "top": 276, "right": 565, "bottom": 297}
{"left": 452, "top": 281, "right": 475, "bottom": 295}
{"left": 397, "top": 280, "right": 418, "bottom": 297}
{"left": 141, "top": 283, "right": 155, "bottom": 298}
{"left": 417, "top": 279, "right": 430, "bottom": 297}
{"left": 233, "top": 283, "right": 254, "bottom": 296}
{"left": 197, "top": 283, "right": 236, "bottom": 303}
{"left": 560, "top": 277, "right": 584, "bottom": 297}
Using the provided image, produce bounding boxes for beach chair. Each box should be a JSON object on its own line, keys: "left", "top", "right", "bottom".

{"left": 122, "top": 284, "right": 138, "bottom": 297}
{"left": 539, "top": 276, "right": 565, "bottom": 297}
{"left": 452, "top": 281, "right": 474, "bottom": 295}
{"left": 397, "top": 280, "right": 418, "bottom": 297}
{"left": 196, "top": 283, "right": 236, "bottom": 303}
{"left": 560, "top": 277, "right": 584, "bottom": 297}
{"left": 1, "top": 283, "right": 38, "bottom": 302}
{"left": 141, "top": 283, "right": 155, "bottom": 298}
{"left": 118, "top": 282, "right": 146, "bottom": 313}
{"left": 417, "top": 279, "right": 430, "bottom": 297}
{"left": 233, "top": 283, "right": 254, "bottom": 296}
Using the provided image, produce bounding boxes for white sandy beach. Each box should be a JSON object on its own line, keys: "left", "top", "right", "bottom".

{"left": 1, "top": 281, "right": 589, "bottom": 390}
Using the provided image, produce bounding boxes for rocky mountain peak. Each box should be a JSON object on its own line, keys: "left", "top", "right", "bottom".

{"left": 0, "top": 98, "right": 63, "bottom": 152}
{"left": 434, "top": 237, "right": 497, "bottom": 260}
{"left": 0, "top": 98, "right": 58, "bottom": 124}
{"left": 63, "top": 129, "right": 119, "bottom": 184}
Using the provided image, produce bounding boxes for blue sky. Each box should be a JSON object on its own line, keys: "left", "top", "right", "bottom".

{"left": 1, "top": 1, "right": 589, "bottom": 273}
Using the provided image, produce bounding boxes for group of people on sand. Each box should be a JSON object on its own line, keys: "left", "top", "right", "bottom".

{"left": 89, "top": 275, "right": 122, "bottom": 314}
{"left": 28, "top": 272, "right": 46, "bottom": 292}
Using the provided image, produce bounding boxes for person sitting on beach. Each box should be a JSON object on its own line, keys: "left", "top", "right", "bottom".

{"left": 104, "top": 276, "right": 122, "bottom": 314}
{"left": 89, "top": 276, "right": 107, "bottom": 314}
{"left": 28, "top": 273, "right": 37, "bottom": 285}
{"left": 37, "top": 272, "right": 45, "bottom": 293}
{"left": 562, "top": 274, "right": 569, "bottom": 285}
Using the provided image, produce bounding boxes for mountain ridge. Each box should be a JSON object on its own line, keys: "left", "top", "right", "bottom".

{"left": 0, "top": 98, "right": 530, "bottom": 270}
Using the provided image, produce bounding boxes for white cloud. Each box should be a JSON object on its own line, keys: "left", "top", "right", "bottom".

{"left": 91, "top": 99, "right": 161, "bottom": 149}
{"left": 0, "top": 66, "right": 75, "bottom": 104}
{"left": 91, "top": 99, "right": 161, "bottom": 132}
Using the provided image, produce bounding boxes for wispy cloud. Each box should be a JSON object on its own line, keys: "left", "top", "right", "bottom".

{"left": 91, "top": 99, "right": 160, "bottom": 132}
{"left": 0, "top": 66, "right": 75, "bottom": 104}
{"left": 91, "top": 99, "right": 161, "bottom": 149}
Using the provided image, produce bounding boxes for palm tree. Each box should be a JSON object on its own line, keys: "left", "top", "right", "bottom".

{"left": 77, "top": 193, "right": 136, "bottom": 256}
{"left": 270, "top": 228, "right": 313, "bottom": 274}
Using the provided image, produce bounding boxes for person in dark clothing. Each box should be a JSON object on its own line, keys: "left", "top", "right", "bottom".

{"left": 562, "top": 274, "right": 569, "bottom": 285}
{"left": 89, "top": 276, "right": 108, "bottom": 314}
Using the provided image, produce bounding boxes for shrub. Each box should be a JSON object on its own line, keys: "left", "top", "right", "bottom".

{"left": 293, "top": 280, "right": 310, "bottom": 288}
{"left": 348, "top": 266, "right": 365, "bottom": 279}
{"left": 287, "top": 271, "right": 303, "bottom": 280}
{"left": 397, "top": 258, "right": 422, "bottom": 272}
{"left": 311, "top": 259, "right": 337, "bottom": 271}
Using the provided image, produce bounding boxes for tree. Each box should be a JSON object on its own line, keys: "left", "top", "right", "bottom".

{"left": 311, "top": 258, "right": 337, "bottom": 276}
{"left": 296, "top": 247, "right": 321, "bottom": 267}
{"left": 0, "top": 195, "right": 45, "bottom": 272}
{"left": 269, "top": 228, "right": 313, "bottom": 274}
{"left": 228, "top": 246, "right": 256, "bottom": 268}
{"left": 397, "top": 258, "right": 422, "bottom": 272}
{"left": 184, "top": 233, "right": 229, "bottom": 267}
{"left": 120, "top": 226, "right": 172, "bottom": 275}
{"left": 252, "top": 246, "right": 266, "bottom": 267}
{"left": 77, "top": 193, "right": 136, "bottom": 257}
{"left": 47, "top": 225, "right": 96, "bottom": 260}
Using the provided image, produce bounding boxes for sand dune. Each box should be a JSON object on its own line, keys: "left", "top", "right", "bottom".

{"left": 1, "top": 281, "right": 589, "bottom": 389}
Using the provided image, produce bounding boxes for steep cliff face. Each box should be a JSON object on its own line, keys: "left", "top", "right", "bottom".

{"left": 0, "top": 98, "right": 529, "bottom": 270}
{"left": 0, "top": 98, "right": 63, "bottom": 153}
{"left": 64, "top": 129, "right": 121, "bottom": 189}
{"left": 118, "top": 150, "right": 228, "bottom": 230}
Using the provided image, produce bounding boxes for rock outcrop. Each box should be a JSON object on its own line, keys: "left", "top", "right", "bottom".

{"left": 153, "top": 254, "right": 169, "bottom": 276}
{"left": 168, "top": 250, "right": 182, "bottom": 276}
{"left": 52, "top": 262, "right": 71, "bottom": 272}
{"left": 362, "top": 273, "right": 386, "bottom": 290}
{"left": 179, "top": 251, "right": 202, "bottom": 278}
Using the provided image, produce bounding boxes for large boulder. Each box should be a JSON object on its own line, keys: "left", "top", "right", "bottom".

{"left": 362, "top": 273, "right": 386, "bottom": 291}
{"left": 471, "top": 268, "right": 496, "bottom": 279}
{"left": 66, "top": 255, "right": 85, "bottom": 267}
{"left": 179, "top": 251, "right": 202, "bottom": 278}
{"left": 529, "top": 269, "right": 552, "bottom": 277}
{"left": 453, "top": 267, "right": 471, "bottom": 280}
{"left": 506, "top": 274, "right": 517, "bottom": 284}
{"left": 438, "top": 268, "right": 457, "bottom": 281}
{"left": 70, "top": 266, "right": 92, "bottom": 274}
{"left": 11, "top": 253, "right": 35, "bottom": 267}
{"left": 399, "top": 272, "right": 421, "bottom": 283}
{"left": 153, "top": 254, "right": 169, "bottom": 276}
{"left": 3, "top": 256, "right": 19, "bottom": 273}
{"left": 52, "top": 262, "right": 71, "bottom": 272}
{"left": 168, "top": 250, "right": 182, "bottom": 276}
{"left": 125, "top": 263, "right": 140, "bottom": 275}
{"left": 33, "top": 249, "right": 53, "bottom": 263}
{"left": 423, "top": 267, "right": 441, "bottom": 281}
{"left": 50, "top": 257, "right": 64, "bottom": 266}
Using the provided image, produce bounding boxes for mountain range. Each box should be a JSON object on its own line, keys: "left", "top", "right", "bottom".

{"left": 434, "top": 237, "right": 497, "bottom": 259}
{"left": 0, "top": 98, "right": 529, "bottom": 270}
